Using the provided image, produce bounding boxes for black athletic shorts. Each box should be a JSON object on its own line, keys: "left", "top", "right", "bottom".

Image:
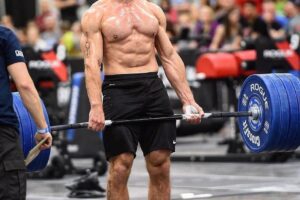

{"left": 102, "top": 72, "right": 176, "bottom": 160}
{"left": 0, "top": 126, "right": 26, "bottom": 200}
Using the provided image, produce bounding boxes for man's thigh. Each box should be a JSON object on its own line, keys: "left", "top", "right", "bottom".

{"left": 0, "top": 163, "right": 26, "bottom": 200}
{"left": 139, "top": 121, "right": 176, "bottom": 156}
{"left": 0, "top": 126, "right": 26, "bottom": 200}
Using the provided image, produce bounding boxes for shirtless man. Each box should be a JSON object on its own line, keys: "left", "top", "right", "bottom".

{"left": 80, "top": 0, "right": 204, "bottom": 199}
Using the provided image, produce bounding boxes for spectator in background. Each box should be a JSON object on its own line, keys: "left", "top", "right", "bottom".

{"left": 193, "top": 6, "right": 218, "bottom": 49}
{"left": 288, "top": 0, "right": 300, "bottom": 35}
{"left": 55, "top": 0, "right": 78, "bottom": 24}
{"left": 166, "top": 20, "right": 177, "bottom": 39}
{"left": 41, "top": 15, "right": 61, "bottom": 50}
{"left": 273, "top": 0, "right": 290, "bottom": 27}
{"left": 36, "top": 0, "right": 59, "bottom": 32}
{"left": 15, "top": 29, "right": 27, "bottom": 46}
{"left": 191, "top": 0, "right": 216, "bottom": 23}
{"left": 176, "top": 11, "right": 196, "bottom": 50}
{"left": 1, "top": 15, "right": 16, "bottom": 32}
{"left": 198, "top": 0, "right": 215, "bottom": 7}
{"left": 261, "top": 0, "right": 285, "bottom": 39}
{"left": 214, "top": 0, "right": 235, "bottom": 22}
{"left": 284, "top": 0, "right": 298, "bottom": 19}
{"left": 210, "top": 7, "right": 242, "bottom": 50}
{"left": 240, "top": 0, "right": 260, "bottom": 38}
{"left": 61, "top": 21, "right": 82, "bottom": 57}
{"left": 275, "top": 0, "right": 287, "bottom": 15}
{"left": 236, "top": 0, "right": 263, "bottom": 13}
{"left": 160, "top": 0, "right": 178, "bottom": 24}
{"left": 26, "top": 23, "right": 49, "bottom": 51}
{"left": 240, "top": 0, "right": 283, "bottom": 39}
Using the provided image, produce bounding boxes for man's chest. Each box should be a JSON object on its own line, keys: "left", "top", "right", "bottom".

{"left": 101, "top": 4, "right": 159, "bottom": 41}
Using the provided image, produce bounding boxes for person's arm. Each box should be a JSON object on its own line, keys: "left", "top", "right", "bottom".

{"left": 269, "top": 29, "right": 285, "bottom": 39}
{"left": 80, "top": 7, "right": 105, "bottom": 131}
{"left": 209, "top": 25, "right": 224, "bottom": 50}
{"left": 5, "top": 30, "right": 51, "bottom": 149}
{"left": 151, "top": 4, "right": 204, "bottom": 123}
{"left": 8, "top": 64, "right": 47, "bottom": 130}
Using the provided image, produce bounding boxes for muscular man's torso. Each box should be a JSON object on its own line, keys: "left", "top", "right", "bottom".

{"left": 93, "top": 0, "right": 160, "bottom": 75}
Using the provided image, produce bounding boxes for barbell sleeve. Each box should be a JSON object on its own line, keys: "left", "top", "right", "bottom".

{"left": 50, "top": 111, "right": 253, "bottom": 132}
{"left": 202, "top": 111, "right": 252, "bottom": 118}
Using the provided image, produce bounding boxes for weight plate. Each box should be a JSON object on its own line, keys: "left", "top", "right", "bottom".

{"left": 288, "top": 75, "right": 300, "bottom": 149}
{"left": 276, "top": 74, "right": 298, "bottom": 150}
{"left": 238, "top": 74, "right": 280, "bottom": 152}
{"left": 13, "top": 93, "right": 32, "bottom": 158}
{"left": 267, "top": 74, "right": 290, "bottom": 151}
{"left": 13, "top": 97, "right": 26, "bottom": 156}
{"left": 12, "top": 93, "right": 51, "bottom": 172}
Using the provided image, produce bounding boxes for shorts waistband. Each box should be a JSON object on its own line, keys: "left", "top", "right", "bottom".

{"left": 104, "top": 72, "right": 158, "bottom": 81}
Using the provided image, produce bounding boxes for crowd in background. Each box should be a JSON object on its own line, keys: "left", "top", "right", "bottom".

{"left": 1, "top": 0, "right": 300, "bottom": 58}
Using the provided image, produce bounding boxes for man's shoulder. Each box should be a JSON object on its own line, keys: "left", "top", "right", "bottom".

{"left": 0, "top": 26, "right": 18, "bottom": 50}
{"left": 81, "top": 2, "right": 106, "bottom": 30}
{"left": 0, "top": 26, "right": 14, "bottom": 40}
{"left": 147, "top": 1, "right": 163, "bottom": 13}
{"left": 89, "top": 0, "right": 107, "bottom": 12}
{"left": 82, "top": 1, "right": 107, "bottom": 20}
{"left": 146, "top": 2, "right": 165, "bottom": 23}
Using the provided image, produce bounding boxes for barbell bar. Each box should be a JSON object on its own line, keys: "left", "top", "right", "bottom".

{"left": 50, "top": 111, "right": 255, "bottom": 131}
{"left": 12, "top": 73, "right": 300, "bottom": 172}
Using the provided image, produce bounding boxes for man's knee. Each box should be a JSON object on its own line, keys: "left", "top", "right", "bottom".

{"left": 146, "top": 150, "right": 171, "bottom": 177}
{"left": 109, "top": 153, "right": 134, "bottom": 181}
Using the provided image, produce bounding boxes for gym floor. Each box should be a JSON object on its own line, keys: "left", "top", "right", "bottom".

{"left": 27, "top": 132, "right": 300, "bottom": 200}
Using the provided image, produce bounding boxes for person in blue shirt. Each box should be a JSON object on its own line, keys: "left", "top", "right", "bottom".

{"left": 0, "top": 25, "right": 52, "bottom": 199}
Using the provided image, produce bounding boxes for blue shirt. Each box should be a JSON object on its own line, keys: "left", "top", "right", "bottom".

{"left": 0, "top": 26, "right": 25, "bottom": 130}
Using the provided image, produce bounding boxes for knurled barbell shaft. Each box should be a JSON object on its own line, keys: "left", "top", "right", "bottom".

{"left": 50, "top": 111, "right": 253, "bottom": 131}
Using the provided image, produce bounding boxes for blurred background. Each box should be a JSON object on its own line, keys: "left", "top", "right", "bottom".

{"left": 1, "top": 0, "right": 300, "bottom": 194}
{"left": 1, "top": 0, "right": 299, "bottom": 53}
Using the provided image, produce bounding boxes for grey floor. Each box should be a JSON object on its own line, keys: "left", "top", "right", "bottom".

{"left": 27, "top": 133, "right": 300, "bottom": 200}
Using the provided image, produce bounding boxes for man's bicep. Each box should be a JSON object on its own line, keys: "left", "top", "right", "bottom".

{"left": 80, "top": 32, "right": 103, "bottom": 73}
{"left": 80, "top": 10, "right": 103, "bottom": 64}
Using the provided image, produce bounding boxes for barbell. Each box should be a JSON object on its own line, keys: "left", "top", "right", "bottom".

{"left": 13, "top": 73, "right": 300, "bottom": 172}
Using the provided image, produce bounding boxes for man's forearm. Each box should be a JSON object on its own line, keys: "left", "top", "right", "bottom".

{"left": 85, "top": 65, "right": 103, "bottom": 109}
{"left": 162, "top": 52, "right": 195, "bottom": 105}
{"left": 17, "top": 82, "right": 48, "bottom": 129}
